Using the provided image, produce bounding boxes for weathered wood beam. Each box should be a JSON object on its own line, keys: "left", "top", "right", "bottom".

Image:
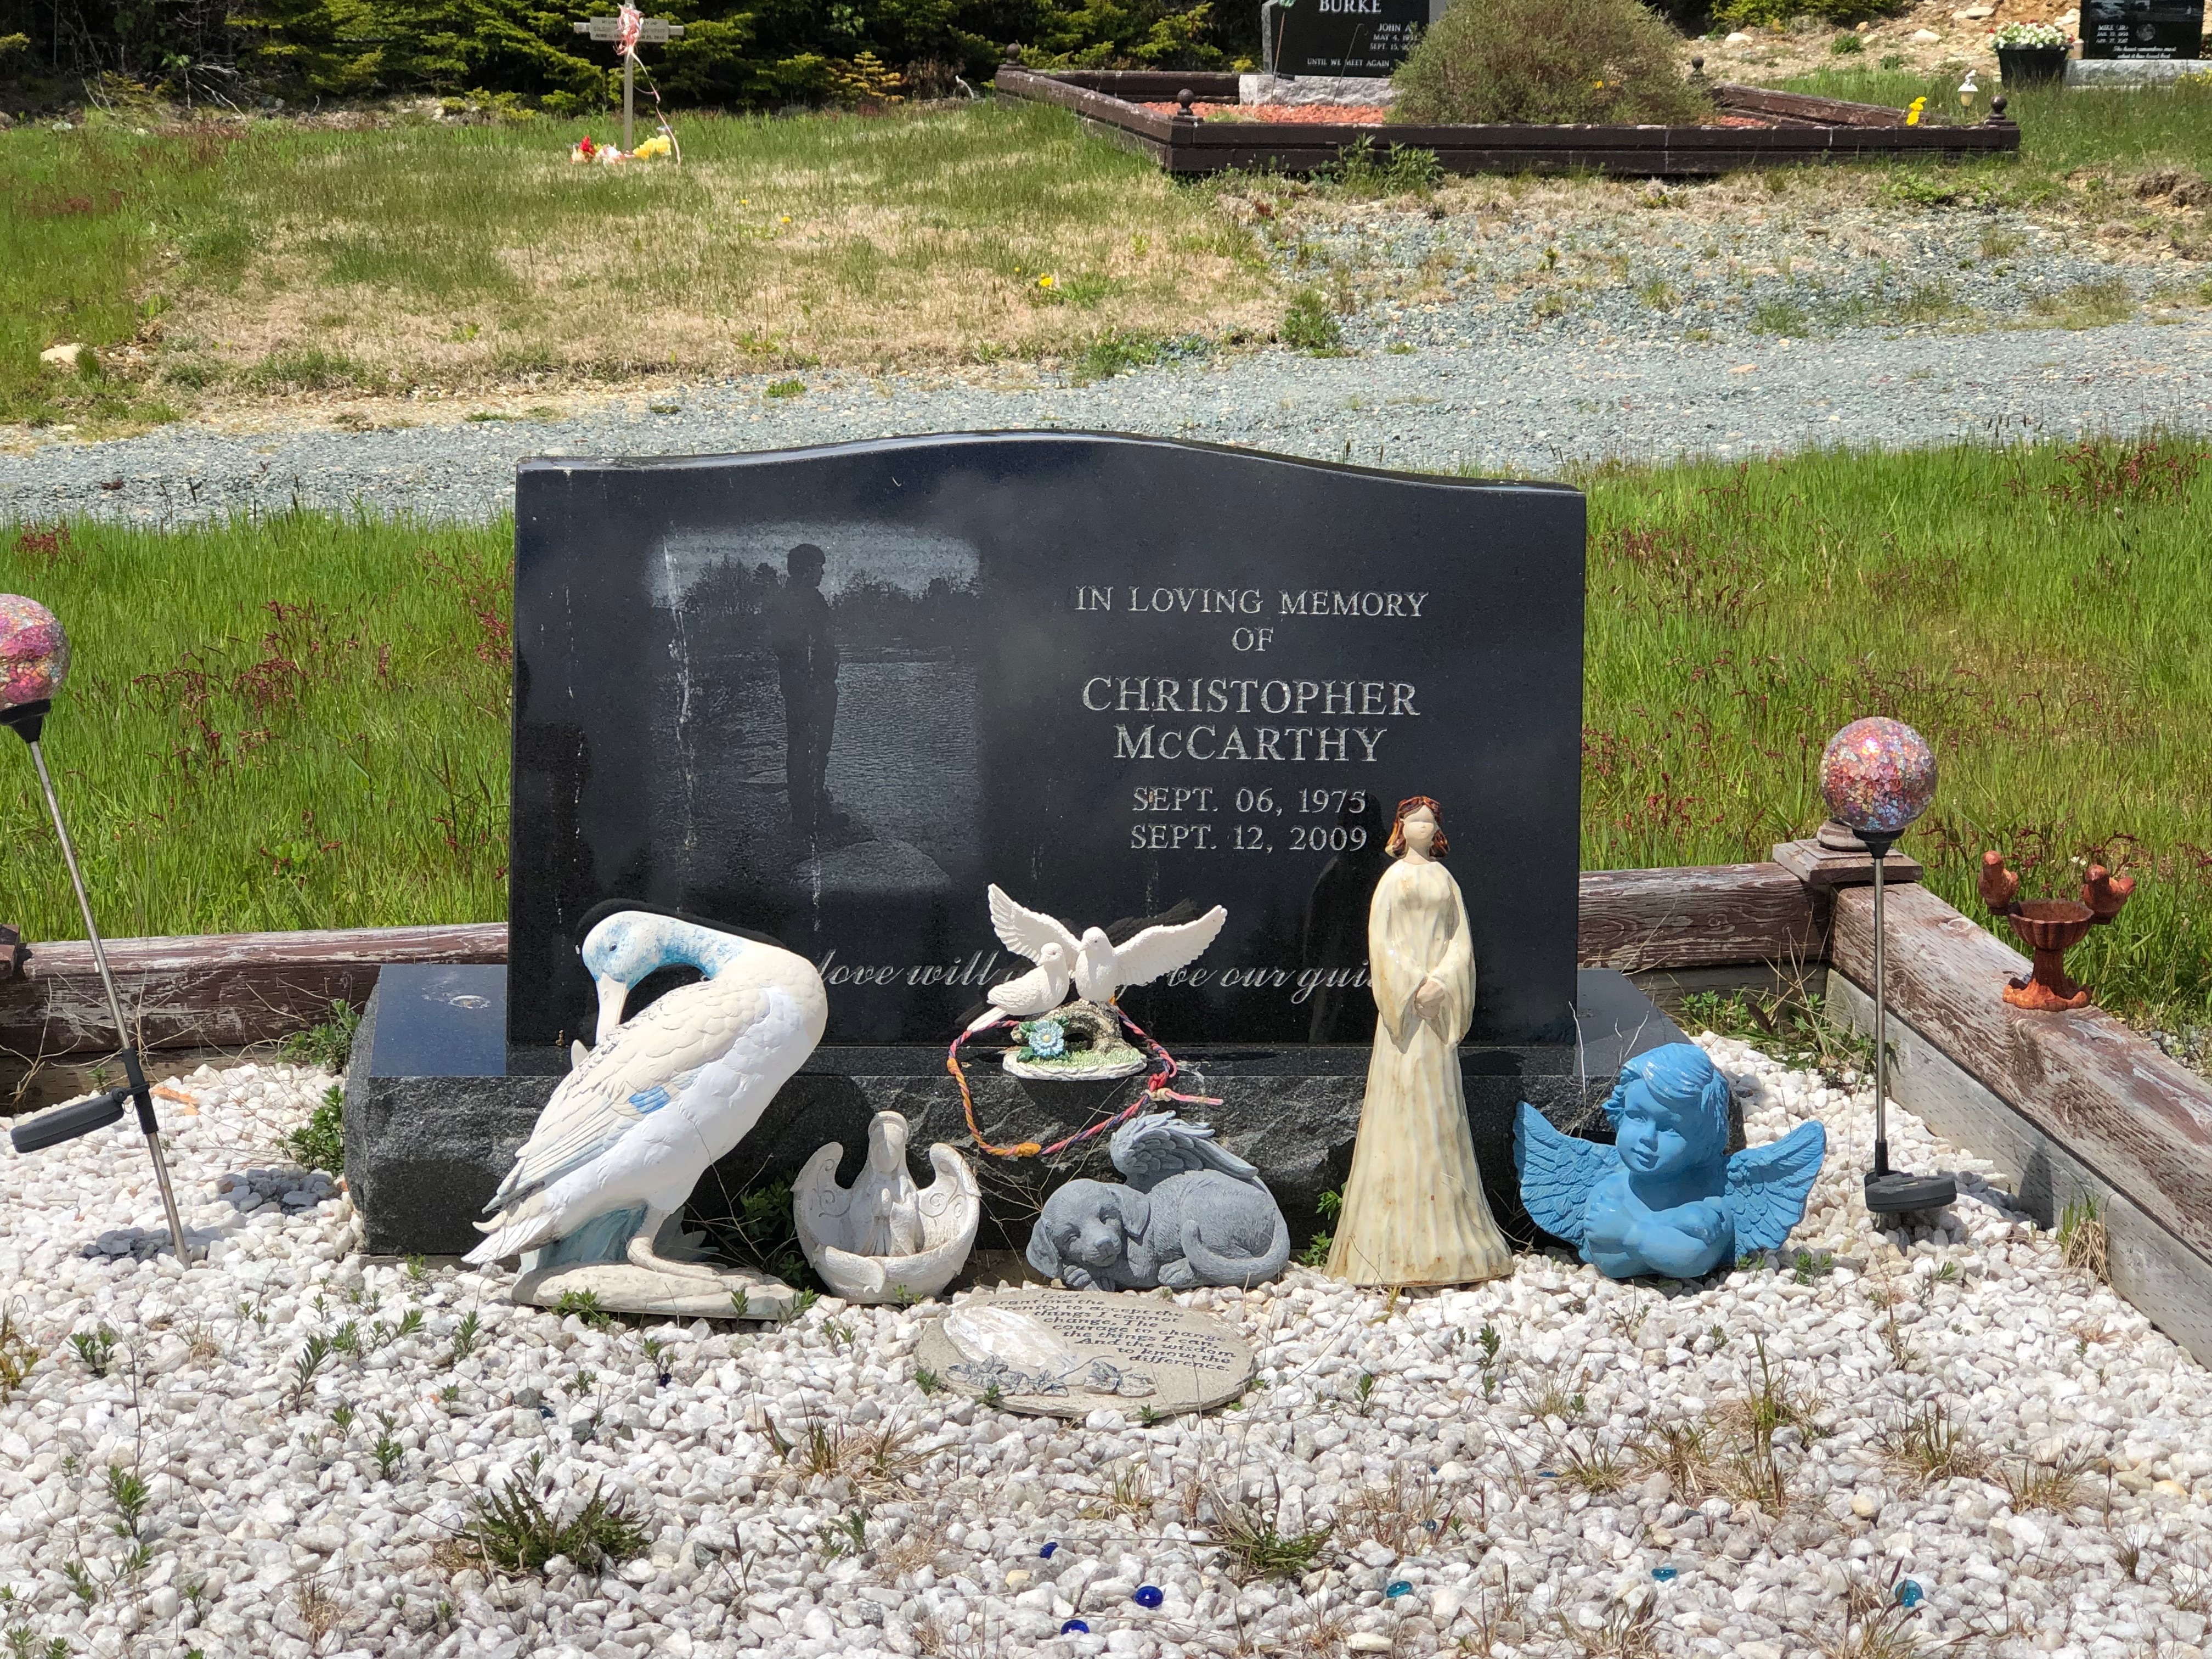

{"left": 0, "top": 924, "right": 506, "bottom": 1058}
{"left": 1828, "top": 882, "right": 2212, "bottom": 1269}
{"left": 1577, "top": 862, "right": 1828, "bottom": 974}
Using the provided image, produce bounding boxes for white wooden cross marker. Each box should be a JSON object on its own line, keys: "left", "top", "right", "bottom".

{"left": 572, "top": 12, "right": 686, "bottom": 153}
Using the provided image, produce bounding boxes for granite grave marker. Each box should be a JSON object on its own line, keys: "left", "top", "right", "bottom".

{"left": 1262, "top": 0, "right": 1438, "bottom": 76}
{"left": 2080, "top": 0, "right": 2203, "bottom": 57}
{"left": 348, "top": 432, "right": 1686, "bottom": 1259}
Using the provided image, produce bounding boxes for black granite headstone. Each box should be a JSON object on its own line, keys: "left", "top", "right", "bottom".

{"left": 511, "top": 432, "right": 1584, "bottom": 1058}
{"left": 2080, "top": 0, "right": 2203, "bottom": 57}
{"left": 1263, "top": 0, "right": 1433, "bottom": 76}
{"left": 346, "top": 431, "right": 1694, "bottom": 1262}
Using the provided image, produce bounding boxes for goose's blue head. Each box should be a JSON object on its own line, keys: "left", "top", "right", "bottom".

{"left": 579, "top": 911, "right": 746, "bottom": 1042}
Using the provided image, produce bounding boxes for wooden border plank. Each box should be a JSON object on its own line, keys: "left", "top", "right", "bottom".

{"left": 1824, "top": 969, "right": 2212, "bottom": 1367}
{"left": 1828, "top": 883, "right": 2212, "bottom": 1267}
{"left": 995, "top": 67, "right": 2021, "bottom": 176}
{"left": 1577, "top": 863, "right": 1827, "bottom": 973}
{"left": 0, "top": 924, "right": 506, "bottom": 1057}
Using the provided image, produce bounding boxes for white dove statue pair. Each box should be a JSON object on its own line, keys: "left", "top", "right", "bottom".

{"left": 965, "top": 885, "right": 1227, "bottom": 1080}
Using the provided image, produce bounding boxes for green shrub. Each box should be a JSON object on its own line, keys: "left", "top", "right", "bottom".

{"left": 285, "top": 1085, "right": 346, "bottom": 1176}
{"left": 1391, "top": 0, "right": 1712, "bottom": 126}
{"left": 1280, "top": 289, "right": 1342, "bottom": 352}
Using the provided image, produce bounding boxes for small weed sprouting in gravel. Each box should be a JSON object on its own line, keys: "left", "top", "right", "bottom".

{"left": 978, "top": 1381, "right": 1005, "bottom": 1411}
{"left": 459, "top": 1469, "right": 652, "bottom": 1577}
{"left": 1633, "top": 1421, "right": 1717, "bottom": 1503}
{"left": 820, "top": 1508, "right": 870, "bottom": 1560}
{"left": 1999, "top": 1449, "right": 2093, "bottom": 1514}
{"left": 912, "top": 1367, "right": 940, "bottom": 1396}
{"left": 1751, "top": 297, "right": 1812, "bottom": 337}
{"left": 1553, "top": 1432, "right": 1633, "bottom": 1495}
{"left": 330, "top": 1404, "right": 356, "bottom": 1435}
{"left": 1829, "top": 30, "right": 1864, "bottom": 52}
{"left": 283, "top": 999, "right": 362, "bottom": 1073}
{"left": 60, "top": 1559, "right": 98, "bottom": 1607}
{"left": 764, "top": 377, "right": 805, "bottom": 399}
{"left": 330, "top": 1321, "right": 361, "bottom": 1357}
{"left": 1979, "top": 224, "right": 2025, "bottom": 259}
{"left": 1883, "top": 1400, "right": 1991, "bottom": 1484}
{"left": 2057, "top": 1195, "right": 2109, "bottom": 1283}
{"left": 1280, "top": 289, "right": 1343, "bottom": 353}
{"left": 104, "top": 1465, "right": 150, "bottom": 1538}
{"left": 563, "top": 1369, "right": 598, "bottom": 1398}
{"left": 1635, "top": 276, "right": 1680, "bottom": 311}
{"left": 405, "top": 1254, "right": 428, "bottom": 1283}
{"left": 0, "top": 1307, "right": 42, "bottom": 1401}
{"left": 1209, "top": 1484, "right": 1333, "bottom": 1581}
{"left": 554, "top": 1289, "right": 612, "bottom": 1328}
{"left": 373, "top": 1424, "right": 406, "bottom": 1481}
{"left": 283, "top": 1084, "right": 347, "bottom": 1178}
{"left": 1339, "top": 1463, "right": 1463, "bottom": 1556}
{"left": 1793, "top": 1249, "right": 1836, "bottom": 1284}
{"left": 1819, "top": 1565, "right": 1934, "bottom": 1659}
{"left": 1556, "top": 1587, "right": 1658, "bottom": 1657}
{"left": 70, "top": 1326, "right": 117, "bottom": 1378}
{"left": 449, "top": 1311, "right": 481, "bottom": 1364}
{"left": 288, "top": 1333, "right": 335, "bottom": 1410}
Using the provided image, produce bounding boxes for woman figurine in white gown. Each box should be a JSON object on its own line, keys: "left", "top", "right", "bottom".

{"left": 1325, "top": 795, "right": 1513, "bottom": 1287}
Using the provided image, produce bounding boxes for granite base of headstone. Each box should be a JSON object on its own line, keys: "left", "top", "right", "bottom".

{"left": 346, "top": 963, "right": 1688, "bottom": 1257}
{"left": 1240, "top": 71, "right": 1400, "bottom": 106}
{"left": 915, "top": 1290, "right": 1254, "bottom": 1418}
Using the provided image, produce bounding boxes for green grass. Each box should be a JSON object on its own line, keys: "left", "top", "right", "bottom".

{"left": 0, "top": 513, "right": 510, "bottom": 937}
{"left": 1775, "top": 71, "right": 2212, "bottom": 200}
{"left": 4, "top": 436, "right": 2209, "bottom": 1030}
{"left": 1582, "top": 435, "right": 2212, "bottom": 1029}
{"left": 0, "top": 103, "right": 1269, "bottom": 430}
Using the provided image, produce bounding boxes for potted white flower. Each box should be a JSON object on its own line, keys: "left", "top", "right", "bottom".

{"left": 1991, "top": 21, "right": 2071, "bottom": 89}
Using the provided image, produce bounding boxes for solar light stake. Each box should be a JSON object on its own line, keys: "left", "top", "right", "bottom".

{"left": 2, "top": 692, "right": 193, "bottom": 1263}
{"left": 1865, "top": 828, "right": 1896, "bottom": 1178}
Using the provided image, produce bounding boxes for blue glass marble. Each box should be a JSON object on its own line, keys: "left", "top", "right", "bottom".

{"left": 1040, "top": 1542, "right": 1058, "bottom": 1558}
{"left": 1062, "top": 1619, "right": 1090, "bottom": 1634}
{"left": 1515, "top": 1043, "right": 1826, "bottom": 1280}
{"left": 1896, "top": 1579, "right": 1924, "bottom": 1609}
{"left": 1133, "top": 1585, "right": 1165, "bottom": 1609}
{"left": 1385, "top": 1581, "right": 1413, "bottom": 1599}
{"left": 1651, "top": 1567, "right": 1678, "bottom": 1582}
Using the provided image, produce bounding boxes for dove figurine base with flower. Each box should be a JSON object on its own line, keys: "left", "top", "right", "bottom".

{"left": 1003, "top": 1001, "right": 1147, "bottom": 1081}
{"left": 1514, "top": 1043, "right": 1826, "bottom": 1282}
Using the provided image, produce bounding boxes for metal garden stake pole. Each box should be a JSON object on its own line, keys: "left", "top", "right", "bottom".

{"left": 3, "top": 697, "right": 193, "bottom": 1262}
{"left": 1857, "top": 827, "right": 1955, "bottom": 1216}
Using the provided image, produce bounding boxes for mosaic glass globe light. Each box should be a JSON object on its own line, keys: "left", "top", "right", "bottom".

{"left": 0, "top": 595, "right": 70, "bottom": 713}
{"left": 1818, "top": 716, "right": 1936, "bottom": 838}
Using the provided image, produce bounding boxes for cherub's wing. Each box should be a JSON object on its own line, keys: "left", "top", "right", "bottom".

{"left": 1109, "top": 905, "right": 1229, "bottom": 989}
{"left": 1109, "top": 1110, "right": 1256, "bottom": 1190}
{"left": 792, "top": 1141, "right": 851, "bottom": 1255}
{"left": 1721, "top": 1120, "right": 1828, "bottom": 1254}
{"left": 917, "top": 1142, "right": 981, "bottom": 1220}
{"left": 483, "top": 977, "right": 760, "bottom": 1213}
{"left": 988, "top": 885, "right": 1081, "bottom": 964}
{"left": 1512, "top": 1102, "right": 1618, "bottom": 1246}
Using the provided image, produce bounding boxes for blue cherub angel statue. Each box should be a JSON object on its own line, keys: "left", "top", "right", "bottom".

{"left": 1514, "top": 1043, "right": 1826, "bottom": 1280}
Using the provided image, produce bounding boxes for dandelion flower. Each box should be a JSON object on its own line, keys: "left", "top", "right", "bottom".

{"left": 780, "top": 215, "right": 792, "bottom": 223}
{"left": 1037, "top": 273, "right": 1057, "bottom": 289}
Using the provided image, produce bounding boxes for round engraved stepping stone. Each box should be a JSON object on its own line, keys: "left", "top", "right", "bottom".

{"left": 917, "top": 1290, "right": 1253, "bottom": 1418}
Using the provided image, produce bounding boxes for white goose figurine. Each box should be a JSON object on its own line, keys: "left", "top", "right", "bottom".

{"left": 466, "top": 908, "right": 827, "bottom": 1274}
{"left": 794, "top": 1111, "right": 980, "bottom": 1302}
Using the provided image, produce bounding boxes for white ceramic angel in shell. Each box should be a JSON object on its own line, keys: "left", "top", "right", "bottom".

{"left": 793, "top": 1111, "right": 981, "bottom": 1302}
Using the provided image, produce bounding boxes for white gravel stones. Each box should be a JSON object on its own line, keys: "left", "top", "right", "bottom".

{"left": 2, "top": 1038, "right": 2209, "bottom": 1658}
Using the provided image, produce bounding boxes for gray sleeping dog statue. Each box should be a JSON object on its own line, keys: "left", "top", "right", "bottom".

{"left": 1027, "top": 1112, "right": 1291, "bottom": 1290}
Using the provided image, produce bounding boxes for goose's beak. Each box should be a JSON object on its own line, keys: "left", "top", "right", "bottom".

{"left": 594, "top": 973, "right": 630, "bottom": 1044}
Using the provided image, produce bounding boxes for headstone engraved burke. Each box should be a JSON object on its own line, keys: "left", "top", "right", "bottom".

{"left": 2079, "top": 0, "right": 2203, "bottom": 57}
{"left": 345, "top": 433, "right": 1685, "bottom": 1259}
{"left": 1262, "top": 0, "right": 1441, "bottom": 77}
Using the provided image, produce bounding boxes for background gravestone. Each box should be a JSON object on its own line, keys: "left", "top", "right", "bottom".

{"left": 1262, "top": 0, "right": 1438, "bottom": 76}
{"left": 349, "top": 433, "right": 1686, "bottom": 1260}
{"left": 2079, "top": 0, "right": 2204, "bottom": 56}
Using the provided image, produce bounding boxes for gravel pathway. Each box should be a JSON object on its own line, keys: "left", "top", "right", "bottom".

{"left": 2, "top": 1037, "right": 2208, "bottom": 1658}
{"left": 3, "top": 184, "right": 2208, "bottom": 525}
{"left": 2, "top": 319, "right": 2207, "bottom": 526}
